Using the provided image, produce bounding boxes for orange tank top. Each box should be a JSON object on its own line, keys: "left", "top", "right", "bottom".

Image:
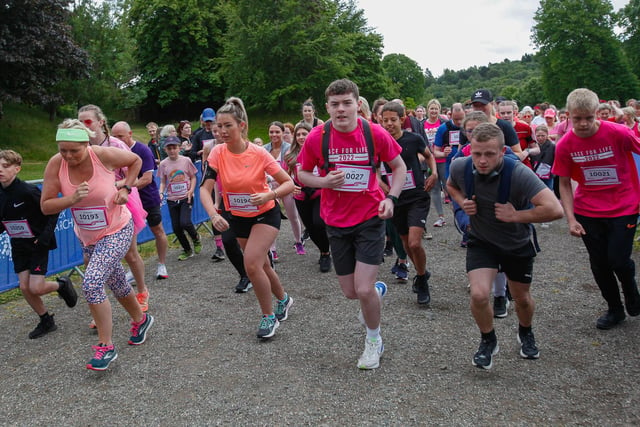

{"left": 59, "top": 146, "right": 131, "bottom": 246}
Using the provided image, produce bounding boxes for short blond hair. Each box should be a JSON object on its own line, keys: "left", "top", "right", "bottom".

{"left": 0, "top": 149, "right": 22, "bottom": 166}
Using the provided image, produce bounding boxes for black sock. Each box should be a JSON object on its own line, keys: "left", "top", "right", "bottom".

{"left": 519, "top": 324, "right": 532, "bottom": 336}
{"left": 481, "top": 329, "right": 496, "bottom": 342}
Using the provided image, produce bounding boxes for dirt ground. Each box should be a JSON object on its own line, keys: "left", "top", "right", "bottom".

{"left": 2, "top": 208, "right": 640, "bottom": 426}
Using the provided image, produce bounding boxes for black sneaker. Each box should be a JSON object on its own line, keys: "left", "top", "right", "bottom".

{"left": 517, "top": 331, "right": 540, "bottom": 359}
{"left": 596, "top": 310, "right": 626, "bottom": 330}
{"left": 275, "top": 295, "right": 293, "bottom": 321}
{"left": 28, "top": 314, "right": 57, "bottom": 339}
{"left": 235, "top": 277, "right": 252, "bottom": 293}
{"left": 383, "top": 241, "right": 393, "bottom": 258}
{"left": 302, "top": 229, "right": 310, "bottom": 242}
{"left": 211, "top": 248, "right": 226, "bottom": 262}
{"left": 624, "top": 292, "right": 640, "bottom": 316}
{"left": 493, "top": 296, "right": 509, "bottom": 318}
{"left": 472, "top": 338, "right": 499, "bottom": 370}
{"left": 57, "top": 277, "right": 78, "bottom": 308}
{"left": 414, "top": 272, "right": 431, "bottom": 305}
{"left": 319, "top": 254, "right": 332, "bottom": 273}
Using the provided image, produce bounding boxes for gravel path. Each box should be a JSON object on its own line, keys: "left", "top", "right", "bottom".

{"left": 2, "top": 209, "right": 640, "bottom": 426}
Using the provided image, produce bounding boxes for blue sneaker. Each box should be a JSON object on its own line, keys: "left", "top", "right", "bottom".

{"left": 275, "top": 295, "right": 293, "bottom": 321}
{"left": 374, "top": 281, "right": 387, "bottom": 299}
{"left": 86, "top": 344, "right": 118, "bottom": 371}
{"left": 128, "top": 313, "right": 154, "bottom": 345}
{"left": 257, "top": 315, "right": 279, "bottom": 339}
{"left": 395, "top": 262, "right": 409, "bottom": 282}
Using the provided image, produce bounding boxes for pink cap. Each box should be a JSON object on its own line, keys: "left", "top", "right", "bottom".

{"left": 544, "top": 108, "right": 556, "bottom": 118}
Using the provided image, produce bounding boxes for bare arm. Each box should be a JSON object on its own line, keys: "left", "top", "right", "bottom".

{"left": 422, "top": 148, "right": 438, "bottom": 192}
{"left": 558, "top": 176, "right": 585, "bottom": 236}
{"left": 494, "top": 187, "right": 564, "bottom": 224}
{"left": 379, "top": 155, "right": 407, "bottom": 219}
{"left": 40, "top": 155, "right": 79, "bottom": 215}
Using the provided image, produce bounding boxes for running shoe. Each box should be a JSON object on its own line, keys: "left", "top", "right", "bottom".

{"left": 136, "top": 291, "right": 149, "bottom": 312}
{"left": 28, "top": 314, "right": 57, "bottom": 339}
{"left": 302, "top": 229, "right": 310, "bottom": 242}
{"left": 472, "top": 338, "right": 499, "bottom": 370}
{"left": 596, "top": 309, "right": 626, "bottom": 330}
{"left": 211, "top": 247, "right": 225, "bottom": 262}
{"left": 257, "top": 315, "right": 279, "bottom": 339}
{"left": 493, "top": 296, "right": 509, "bottom": 318}
{"left": 275, "top": 295, "right": 293, "bottom": 321}
{"left": 271, "top": 250, "right": 279, "bottom": 263}
{"left": 357, "top": 337, "right": 384, "bottom": 369}
{"left": 128, "top": 313, "right": 154, "bottom": 345}
{"left": 414, "top": 273, "right": 431, "bottom": 305}
{"left": 422, "top": 230, "right": 433, "bottom": 240}
{"left": 295, "top": 242, "right": 306, "bottom": 255}
{"left": 156, "top": 263, "right": 168, "bottom": 280}
{"left": 86, "top": 344, "right": 118, "bottom": 371}
{"left": 395, "top": 262, "right": 409, "bottom": 282}
{"left": 193, "top": 240, "right": 202, "bottom": 254}
{"left": 433, "top": 217, "right": 446, "bottom": 227}
{"left": 178, "top": 250, "right": 193, "bottom": 261}
{"left": 56, "top": 276, "right": 78, "bottom": 308}
{"left": 319, "top": 254, "right": 332, "bottom": 273}
{"left": 517, "top": 331, "right": 540, "bottom": 359}
{"left": 235, "top": 277, "right": 252, "bottom": 293}
{"left": 125, "top": 270, "right": 135, "bottom": 284}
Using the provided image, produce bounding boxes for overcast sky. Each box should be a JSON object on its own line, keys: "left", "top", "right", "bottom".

{"left": 356, "top": 0, "right": 630, "bottom": 77}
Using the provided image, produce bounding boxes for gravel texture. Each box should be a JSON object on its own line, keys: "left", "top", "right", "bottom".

{"left": 2, "top": 209, "right": 640, "bottom": 426}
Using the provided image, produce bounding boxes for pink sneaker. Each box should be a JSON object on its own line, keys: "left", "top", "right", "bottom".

{"left": 295, "top": 242, "right": 306, "bottom": 255}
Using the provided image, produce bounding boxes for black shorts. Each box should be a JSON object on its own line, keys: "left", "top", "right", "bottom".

{"left": 326, "top": 216, "right": 385, "bottom": 276}
{"left": 466, "top": 238, "right": 536, "bottom": 284}
{"left": 144, "top": 205, "right": 163, "bottom": 228}
{"left": 392, "top": 196, "right": 429, "bottom": 235}
{"left": 229, "top": 205, "right": 281, "bottom": 239}
{"left": 12, "top": 245, "right": 50, "bottom": 276}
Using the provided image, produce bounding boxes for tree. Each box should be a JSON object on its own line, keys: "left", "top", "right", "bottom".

{"left": 532, "top": 0, "right": 639, "bottom": 106}
{"left": 0, "top": 0, "right": 89, "bottom": 119}
{"left": 128, "top": 0, "right": 225, "bottom": 117}
{"left": 68, "top": 0, "right": 140, "bottom": 115}
{"left": 381, "top": 54, "right": 425, "bottom": 102}
{"left": 617, "top": 0, "right": 640, "bottom": 84}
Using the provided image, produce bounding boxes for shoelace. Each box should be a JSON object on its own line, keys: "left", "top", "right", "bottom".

{"left": 276, "top": 298, "right": 288, "bottom": 315}
{"left": 130, "top": 316, "right": 145, "bottom": 336}
{"left": 92, "top": 345, "right": 111, "bottom": 360}
{"left": 260, "top": 316, "right": 273, "bottom": 329}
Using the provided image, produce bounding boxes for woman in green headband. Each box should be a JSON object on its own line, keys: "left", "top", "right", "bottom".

{"left": 41, "top": 118, "right": 154, "bottom": 371}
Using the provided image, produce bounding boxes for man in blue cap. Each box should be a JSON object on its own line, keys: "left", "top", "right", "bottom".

{"left": 192, "top": 107, "right": 216, "bottom": 160}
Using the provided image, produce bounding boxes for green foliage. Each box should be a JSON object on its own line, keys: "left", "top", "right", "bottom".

{"left": 424, "top": 56, "right": 543, "bottom": 107}
{"left": 532, "top": 0, "right": 640, "bottom": 106}
{"left": 616, "top": 0, "right": 640, "bottom": 83}
{"left": 128, "top": 0, "right": 225, "bottom": 111}
{"left": 381, "top": 54, "right": 425, "bottom": 102}
{"left": 0, "top": 0, "right": 89, "bottom": 117}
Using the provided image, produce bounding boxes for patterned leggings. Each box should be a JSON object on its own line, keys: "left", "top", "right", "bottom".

{"left": 81, "top": 220, "right": 134, "bottom": 304}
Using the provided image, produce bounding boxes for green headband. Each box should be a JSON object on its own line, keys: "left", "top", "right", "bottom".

{"left": 56, "top": 128, "right": 89, "bottom": 142}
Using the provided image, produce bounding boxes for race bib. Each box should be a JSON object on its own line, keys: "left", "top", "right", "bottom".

{"left": 227, "top": 192, "right": 258, "bottom": 212}
{"left": 71, "top": 207, "right": 109, "bottom": 230}
{"left": 335, "top": 164, "right": 371, "bottom": 192}
{"left": 582, "top": 166, "right": 619, "bottom": 185}
{"left": 387, "top": 171, "right": 417, "bottom": 190}
{"left": 169, "top": 181, "right": 189, "bottom": 197}
{"left": 449, "top": 130, "right": 461, "bottom": 146}
{"left": 535, "top": 163, "right": 552, "bottom": 180}
{"left": 2, "top": 220, "right": 35, "bottom": 238}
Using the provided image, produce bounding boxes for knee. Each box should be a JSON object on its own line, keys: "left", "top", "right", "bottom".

{"left": 469, "top": 288, "right": 490, "bottom": 307}
{"left": 407, "top": 239, "right": 422, "bottom": 253}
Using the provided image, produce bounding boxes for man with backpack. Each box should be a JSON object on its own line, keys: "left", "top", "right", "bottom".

{"left": 298, "top": 79, "right": 406, "bottom": 370}
{"left": 447, "top": 122, "right": 563, "bottom": 370}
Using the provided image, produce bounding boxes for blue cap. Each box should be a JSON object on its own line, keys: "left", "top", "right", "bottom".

{"left": 202, "top": 108, "right": 216, "bottom": 121}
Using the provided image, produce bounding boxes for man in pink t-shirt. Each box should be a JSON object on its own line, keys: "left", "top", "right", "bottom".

{"left": 298, "top": 79, "right": 406, "bottom": 370}
{"left": 553, "top": 88, "right": 640, "bottom": 330}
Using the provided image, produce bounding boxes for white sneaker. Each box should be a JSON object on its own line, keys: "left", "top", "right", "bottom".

{"left": 433, "top": 217, "right": 446, "bottom": 227}
{"left": 156, "top": 263, "right": 168, "bottom": 280}
{"left": 540, "top": 222, "right": 550, "bottom": 229}
{"left": 357, "top": 337, "right": 384, "bottom": 369}
{"left": 422, "top": 231, "right": 433, "bottom": 240}
{"left": 125, "top": 270, "right": 135, "bottom": 285}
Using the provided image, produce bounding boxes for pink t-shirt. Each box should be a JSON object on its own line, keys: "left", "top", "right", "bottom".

{"left": 208, "top": 142, "right": 281, "bottom": 217}
{"left": 157, "top": 155, "right": 198, "bottom": 202}
{"left": 59, "top": 147, "right": 131, "bottom": 246}
{"left": 552, "top": 120, "right": 640, "bottom": 217}
{"left": 423, "top": 119, "right": 441, "bottom": 148}
{"left": 298, "top": 118, "right": 402, "bottom": 227}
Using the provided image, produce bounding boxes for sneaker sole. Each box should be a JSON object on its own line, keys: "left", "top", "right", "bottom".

{"left": 358, "top": 345, "right": 384, "bottom": 370}
{"left": 472, "top": 344, "right": 499, "bottom": 370}
{"left": 516, "top": 334, "right": 540, "bottom": 359}
{"left": 57, "top": 277, "right": 78, "bottom": 308}
{"left": 257, "top": 319, "right": 279, "bottom": 339}
{"left": 128, "top": 315, "right": 155, "bottom": 345}
{"left": 235, "top": 283, "right": 253, "bottom": 293}
{"left": 86, "top": 353, "right": 118, "bottom": 371}
{"left": 156, "top": 275, "right": 168, "bottom": 280}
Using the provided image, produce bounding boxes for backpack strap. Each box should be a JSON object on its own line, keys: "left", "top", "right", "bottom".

{"left": 497, "top": 156, "right": 516, "bottom": 204}
{"left": 322, "top": 118, "right": 376, "bottom": 173}
{"left": 464, "top": 156, "right": 475, "bottom": 199}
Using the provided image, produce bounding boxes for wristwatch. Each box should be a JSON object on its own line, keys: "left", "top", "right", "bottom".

{"left": 118, "top": 184, "right": 132, "bottom": 193}
{"left": 386, "top": 194, "right": 398, "bottom": 205}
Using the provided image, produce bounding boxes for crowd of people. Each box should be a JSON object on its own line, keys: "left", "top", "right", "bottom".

{"left": 2, "top": 80, "right": 640, "bottom": 372}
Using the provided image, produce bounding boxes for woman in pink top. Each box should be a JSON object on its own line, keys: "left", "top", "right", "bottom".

{"left": 205, "top": 97, "right": 296, "bottom": 340}
{"left": 78, "top": 104, "right": 150, "bottom": 313}
{"left": 41, "top": 119, "right": 153, "bottom": 371}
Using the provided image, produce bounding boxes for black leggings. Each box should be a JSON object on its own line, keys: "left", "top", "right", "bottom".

{"left": 168, "top": 199, "right": 199, "bottom": 252}
{"left": 295, "top": 197, "right": 330, "bottom": 253}
{"left": 220, "top": 206, "right": 246, "bottom": 278}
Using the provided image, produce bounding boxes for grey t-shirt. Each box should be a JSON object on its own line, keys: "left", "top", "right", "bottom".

{"left": 449, "top": 157, "right": 547, "bottom": 251}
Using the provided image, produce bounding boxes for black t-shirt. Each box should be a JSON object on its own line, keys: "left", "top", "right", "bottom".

{"left": 384, "top": 131, "right": 430, "bottom": 205}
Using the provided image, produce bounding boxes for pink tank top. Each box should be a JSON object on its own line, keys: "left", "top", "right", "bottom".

{"left": 59, "top": 146, "right": 131, "bottom": 246}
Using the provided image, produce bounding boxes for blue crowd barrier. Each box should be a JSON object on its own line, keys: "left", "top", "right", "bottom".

{"left": 0, "top": 161, "right": 209, "bottom": 292}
